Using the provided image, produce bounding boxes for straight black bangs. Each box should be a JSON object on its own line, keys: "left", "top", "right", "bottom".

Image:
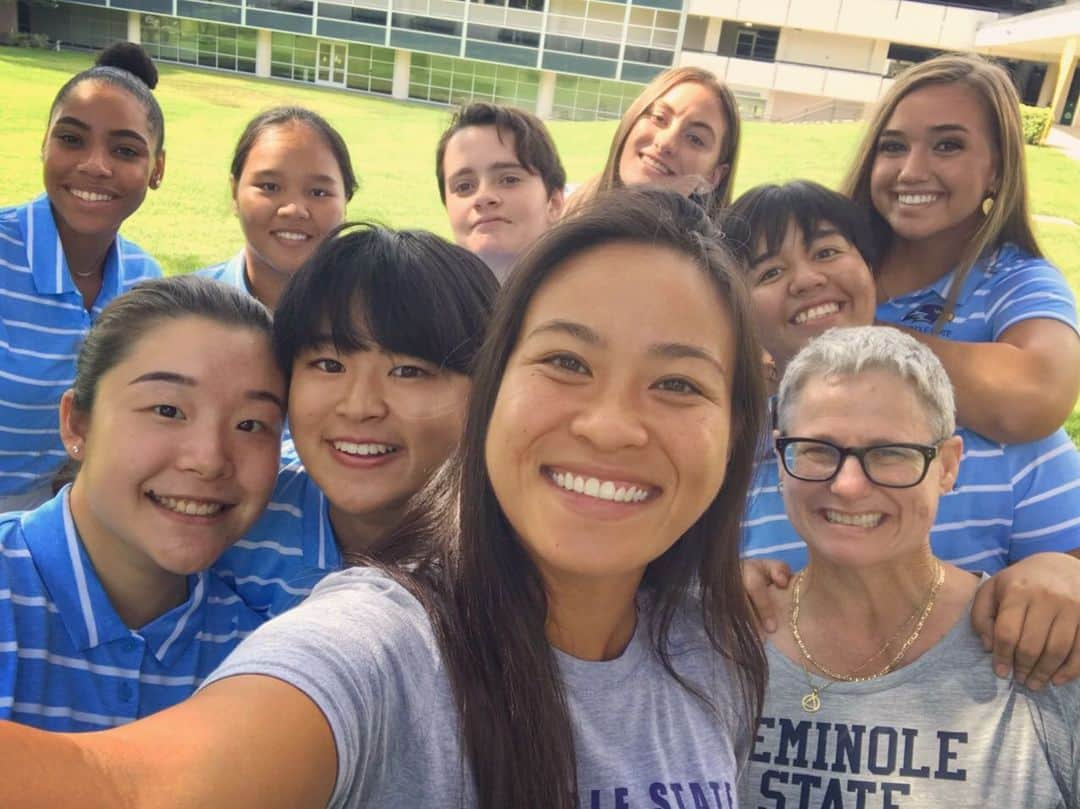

{"left": 722, "top": 180, "right": 881, "bottom": 272}
{"left": 273, "top": 223, "right": 498, "bottom": 377}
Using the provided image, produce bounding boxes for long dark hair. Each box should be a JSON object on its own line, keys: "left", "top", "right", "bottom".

{"left": 389, "top": 187, "right": 768, "bottom": 808}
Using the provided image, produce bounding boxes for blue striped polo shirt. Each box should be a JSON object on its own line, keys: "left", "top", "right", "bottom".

{"left": 0, "top": 488, "right": 264, "bottom": 731}
{"left": 876, "top": 242, "right": 1078, "bottom": 340}
{"left": 742, "top": 426, "right": 1080, "bottom": 572}
{"left": 0, "top": 195, "right": 161, "bottom": 508}
{"left": 212, "top": 460, "right": 341, "bottom": 618}
{"left": 195, "top": 252, "right": 295, "bottom": 461}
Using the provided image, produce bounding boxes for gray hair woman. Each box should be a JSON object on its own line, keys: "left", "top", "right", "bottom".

{"left": 740, "top": 326, "right": 1079, "bottom": 807}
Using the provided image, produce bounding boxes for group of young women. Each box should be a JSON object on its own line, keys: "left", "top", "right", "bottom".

{"left": 0, "top": 37, "right": 1078, "bottom": 807}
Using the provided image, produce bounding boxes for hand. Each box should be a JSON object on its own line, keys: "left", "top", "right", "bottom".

{"left": 970, "top": 552, "right": 1080, "bottom": 690}
{"left": 742, "top": 558, "right": 793, "bottom": 634}
{"left": 671, "top": 173, "right": 713, "bottom": 199}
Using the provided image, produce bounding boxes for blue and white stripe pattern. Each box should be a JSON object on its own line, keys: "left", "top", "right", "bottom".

{"left": 196, "top": 252, "right": 295, "bottom": 461}
{"left": 743, "top": 426, "right": 1080, "bottom": 573}
{"left": 0, "top": 195, "right": 161, "bottom": 505}
{"left": 875, "top": 242, "right": 1078, "bottom": 341}
{"left": 212, "top": 460, "right": 341, "bottom": 618}
{"left": 0, "top": 488, "right": 264, "bottom": 731}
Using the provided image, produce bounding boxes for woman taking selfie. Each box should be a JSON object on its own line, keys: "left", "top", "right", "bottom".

{"left": 0, "top": 188, "right": 766, "bottom": 808}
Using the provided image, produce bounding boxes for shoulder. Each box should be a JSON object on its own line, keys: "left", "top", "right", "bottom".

{"left": 226, "top": 566, "right": 434, "bottom": 663}
{"left": 115, "top": 234, "right": 162, "bottom": 280}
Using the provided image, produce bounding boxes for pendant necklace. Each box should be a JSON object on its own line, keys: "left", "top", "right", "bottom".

{"left": 790, "top": 562, "right": 944, "bottom": 713}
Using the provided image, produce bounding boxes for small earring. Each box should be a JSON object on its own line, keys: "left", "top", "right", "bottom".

{"left": 981, "top": 195, "right": 994, "bottom": 216}
{"left": 149, "top": 176, "right": 161, "bottom": 189}
{"left": 71, "top": 445, "right": 79, "bottom": 455}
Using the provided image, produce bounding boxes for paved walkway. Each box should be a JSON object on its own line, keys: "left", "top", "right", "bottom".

{"left": 1046, "top": 125, "right": 1080, "bottom": 162}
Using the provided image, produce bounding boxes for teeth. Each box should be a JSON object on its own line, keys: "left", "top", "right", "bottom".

{"left": 549, "top": 470, "right": 650, "bottom": 503}
{"left": 824, "top": 509, "right": 883, "bottom": 528}
{"left": 149, "top": 493, "right": 225, "bottom": 517}
{"left": 274, "top": 231, "right": 309, "bottom": 241}
{"left": 70, "top": 189, "right": 114, "bottom": 202}
{"left": 640, "top": 154, "right": 673, "bottom": 176}
{"left": 333, "top": 441, "right": 397, "bottom": 457}
{"left": 793, "top": 302, "right": 840, "bottom": 325}
{"left": 897, "top": 193, "right": 937, "bottom": 205}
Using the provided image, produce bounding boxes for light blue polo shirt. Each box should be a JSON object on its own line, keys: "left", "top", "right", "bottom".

{"left": 212, "top": 460, "right": 341, "bottom": 618}
{"left": 876, "top": 242, "right": 1078, "bottom": 340}
{"left": 0, "top": 488, "right": 264, "bottom": 731}
{"left": 742, "top": 426, "right": 1080, "bottom": 572}
{"left": 0, "top": 195, "right": 161, "bottom": 509}
{"left": 195, "top": 250, "right": 248, "bottom": 291}
{"left": 196, "top": 252, "right": 295, "bottom": 461}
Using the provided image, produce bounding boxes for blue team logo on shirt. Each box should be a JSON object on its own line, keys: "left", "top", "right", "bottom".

{"left": 901, "top": 303, "right": 944, "bottom": 325}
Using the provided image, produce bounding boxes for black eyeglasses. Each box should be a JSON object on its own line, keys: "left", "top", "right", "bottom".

{"left": 775, "top": 436, "right": 941, "bottom": 489}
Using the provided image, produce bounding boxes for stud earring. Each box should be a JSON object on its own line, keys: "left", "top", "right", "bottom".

{"left": 71, "top": 445, "right": 79, "bottom": 455}
{"left": 981, "top": 195, "right": 995, "bottom": 216}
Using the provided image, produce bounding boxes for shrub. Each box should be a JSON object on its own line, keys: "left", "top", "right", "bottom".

{"left": 1020, "top": 103, "right": 1053, "bottom": 146}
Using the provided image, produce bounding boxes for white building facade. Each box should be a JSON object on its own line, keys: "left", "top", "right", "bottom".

{"left": 21, "top": 0, "right": 1080, "bottom": 122}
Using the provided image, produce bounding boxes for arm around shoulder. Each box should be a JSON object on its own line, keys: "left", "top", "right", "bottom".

{"left": 0, "top": 674, "right": 337, "bottom": 809}
{"left": 898, "top": 318, "right": 1080, "bottom": 443}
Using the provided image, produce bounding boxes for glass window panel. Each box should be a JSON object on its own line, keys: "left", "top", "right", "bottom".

{"left": 238, "top": 57, "right": 256, "bottom": 73}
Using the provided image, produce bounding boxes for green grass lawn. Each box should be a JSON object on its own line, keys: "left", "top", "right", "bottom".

{"left": 3, "top": 47, "right": 1079, "bottom": 441}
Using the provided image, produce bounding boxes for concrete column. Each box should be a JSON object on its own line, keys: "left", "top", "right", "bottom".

{"left": 256, "top": 28, "right": 272, "bottom": 78}
{"left": 392, "top": 49, "right": 411, "bottom": 100}
{"left": 1050, "top": 36, "right": 1078, "bottom": 122}
{"left": 704, "top": 17, "right": 722, "bottom": 53}
{"left": 536, "top": 69, "right": 556, "bottom": 119}
{"left": 1038, "top": 63, "right": 1059, "bottom": 108}
{"left": 127, "top": 11, "right": 141, "bottom": 44}
{"left": 869, "top": 39, "right": 890, "bottom": 74}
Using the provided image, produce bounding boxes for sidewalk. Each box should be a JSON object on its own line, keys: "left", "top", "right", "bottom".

{"left": 1046, "top": 125, "right": 1080, "bottom": 162}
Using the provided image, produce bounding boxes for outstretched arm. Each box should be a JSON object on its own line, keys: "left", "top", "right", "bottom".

{"left": 0, "top": 674, "right": 337, "bottom": 809}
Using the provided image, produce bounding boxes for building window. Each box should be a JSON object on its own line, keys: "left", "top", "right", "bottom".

{"left": 472, "top": 0, "right": 545, "bottom": 9}
{"left": 552, "top": 73, "right": 643, "bottom": 121}
{"left": 391, "top": 13, "right": 462, "bottom": 36}
{"left": 247, "top": 0, "right": 315, "bottom": 14}
{"left": 409, "top": 53, "right": 540, "bottom": 107}
{"left": 734, "top": 26, "right": 778, "bottom": 62}
{"left": 320, "top": 3, "right": 388, "bottom": 26}
{"left": 141, "top": 15, "right": 257, "bottom": 73}
{"left": 467, "top": 23, "right": 539, "bottom": 48}
{"left": 271, "top": 32, "right": 319, "bottom": 81}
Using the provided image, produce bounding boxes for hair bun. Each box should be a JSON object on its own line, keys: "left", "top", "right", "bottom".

{"left": 96, "top": 42, "right": 158, "bottom": 90}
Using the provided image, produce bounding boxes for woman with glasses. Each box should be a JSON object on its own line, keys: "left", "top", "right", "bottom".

{"left": 739, "top": 325, "right": 1080, "bottom": 808}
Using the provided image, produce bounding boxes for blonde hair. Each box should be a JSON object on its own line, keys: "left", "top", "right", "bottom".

{"left": 843, "top": 54, "right": 1042, "bottom": 330}
{"left": 570, "top": 67, "right": 741, "bottom": 222}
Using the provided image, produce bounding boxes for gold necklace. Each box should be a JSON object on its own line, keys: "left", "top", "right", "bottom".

{"left": 791, "top": 562, "right": 944, "bottom": 713}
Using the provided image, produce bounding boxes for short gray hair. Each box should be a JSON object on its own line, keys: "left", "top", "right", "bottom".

{"left": 776, "top": 326, "right": 956, "bottom": 440}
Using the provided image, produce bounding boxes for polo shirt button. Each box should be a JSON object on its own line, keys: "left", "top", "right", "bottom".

{"left": 119, "top": 683, "right": 134, "bottom": 702}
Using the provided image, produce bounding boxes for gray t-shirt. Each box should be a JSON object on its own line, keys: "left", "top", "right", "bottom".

{"left": 740, "top": 608, "right": 1080, "bottom": 808}
{"left": 204, "top": 566, "right": 749, "bottom": 808}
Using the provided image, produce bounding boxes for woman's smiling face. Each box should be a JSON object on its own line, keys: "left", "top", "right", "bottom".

{"left": 484, "top": 240, "right": 736, "bottom": 588}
